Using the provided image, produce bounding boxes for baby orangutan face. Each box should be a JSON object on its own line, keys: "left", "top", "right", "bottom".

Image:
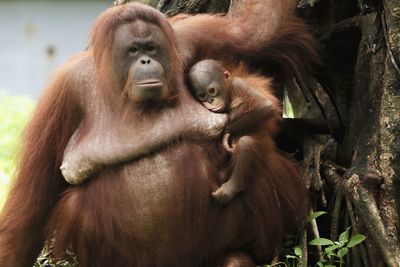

{"left": 189, "top": 59, "right": 232, "bottom": 113}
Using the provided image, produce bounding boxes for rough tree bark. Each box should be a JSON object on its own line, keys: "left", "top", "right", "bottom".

{"left": 303, "top": 0, "right": 400, "bottom": 265}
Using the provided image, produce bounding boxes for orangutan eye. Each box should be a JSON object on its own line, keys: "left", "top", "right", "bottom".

{"left": 207, "top": 87, "right": 218, "bottom": 96}
{"left": 128, "top": 46, "right": 138, "bottom": 56}
{"left": 146, "top": 45, "right": 157, "bottom": 55}
{"left": 197, "top": 92, "right": 207, "bottom": 101}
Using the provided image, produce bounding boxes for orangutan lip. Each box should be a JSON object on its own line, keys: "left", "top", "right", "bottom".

{"left": 136, "top": 80, "right": 162, "bottom": 86}
{"left": 210, "top": 105, "right": 224, "bottom": 112}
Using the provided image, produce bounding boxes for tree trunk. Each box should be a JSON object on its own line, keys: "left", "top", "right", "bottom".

{"left": 308, "top": 0, "right": 400, "bottom": 265}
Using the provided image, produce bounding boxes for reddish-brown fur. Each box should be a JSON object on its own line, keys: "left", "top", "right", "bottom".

{"left": 170, "top": 1, "right": 317, "bottom": 77}
{"left": 219, "top": 66, "right": 308, "bottom": 259}
{"left": 0, "top": 1, "right": 312, "bottom": 266}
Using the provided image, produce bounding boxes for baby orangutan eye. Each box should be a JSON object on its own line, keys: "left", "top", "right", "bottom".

{"left": 197, "top": 92, "right": 207, "bottom": 101}
{"left": 207, "top": 87, "right": 218, "bottom": 96}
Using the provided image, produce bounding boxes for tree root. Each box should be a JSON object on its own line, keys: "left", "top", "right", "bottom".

{"left": 322, "top": 162, "right": 400, "bottom": 266}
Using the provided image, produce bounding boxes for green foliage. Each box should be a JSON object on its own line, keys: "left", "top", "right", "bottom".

{"left": 309, "top": 227, "right": 366, "bottom": 267}
{"left": 285, "top": 246, "right": 303, "bottom": 267}
{"left": 308, "top": 211, "right": 327, "bottom": 222}
{"left": 263, "top": 246, "right": 303, "bottom": 267}
{"left": 265, "top": 212, "right": 366, "bottom": 267}
{"left": 0, "top": 91, "right": 34, "bottom": 209}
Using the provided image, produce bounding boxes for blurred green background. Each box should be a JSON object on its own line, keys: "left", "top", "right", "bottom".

{"left": 0, "top": 91, "right": 34, "bottom": 209}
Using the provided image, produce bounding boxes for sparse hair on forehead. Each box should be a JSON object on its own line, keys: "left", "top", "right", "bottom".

{"left": 91, "top": 2, "right": 178, "bottom": 66}
{"left": 191, "top": 59, "right": 224, "bottom": 73}
{"left": 190, "top": 59, "right": 225, "bottom": 80}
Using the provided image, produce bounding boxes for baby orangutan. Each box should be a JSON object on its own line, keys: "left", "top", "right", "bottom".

{"left": 189, "top": 59, "right": 280, "bottom": 204}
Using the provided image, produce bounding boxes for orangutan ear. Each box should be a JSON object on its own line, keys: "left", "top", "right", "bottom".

{"left": 223, "top": 71, "right": 232, "bottom": 83}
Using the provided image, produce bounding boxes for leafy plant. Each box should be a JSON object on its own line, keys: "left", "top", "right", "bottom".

{"left": 265, "top": 212, "right": 366, "bottom": 267}
{"left": 264, "top": 246, "right": 303, "bottom": 267}
{"left": 283, "top": 246, "right": 303, "bottom": 267}
{"left": 309, "top": 227, "right": 366, "bottom": 267}
{"left": 308, "top": 211, "right": 327, "bottom": 222}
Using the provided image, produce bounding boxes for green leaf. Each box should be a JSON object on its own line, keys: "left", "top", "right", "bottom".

{"left": 334, "top": 241, "right": 343, "bottom": 247}
{"left": 308, "top": 211, "right": 327, "bottom": 222}
{"left": 294, "top": 246, "right": 302, "bottom": 256}
{"left": 316, "top": 262, "right": 324, "bottom": 267}
{"left": 347, "top": 234, "right": 366, "bottom": 248}
{"left": 325, "top": 244, "right": 339, "bottom": 253}
{"left": 339, "top": 227, "right": 351, "bottom": 243}
{"left": 325, "top": 250, "right": 336, "bottom": 258}
{"left": 337, "top": 247, "right": 349, "bottom": 259}
{"left": 309, "top": 238, "right": 334, "bottom": 246}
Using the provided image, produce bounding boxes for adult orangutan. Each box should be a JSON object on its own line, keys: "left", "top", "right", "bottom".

{"left": 61, "top": 0, "right": 317, "bottom": 186}
{"left": 62, "top": 58, "right": 281, "bottom": 206}
{"left": 0, "top": 2, "right": 313, "bottom": 266}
